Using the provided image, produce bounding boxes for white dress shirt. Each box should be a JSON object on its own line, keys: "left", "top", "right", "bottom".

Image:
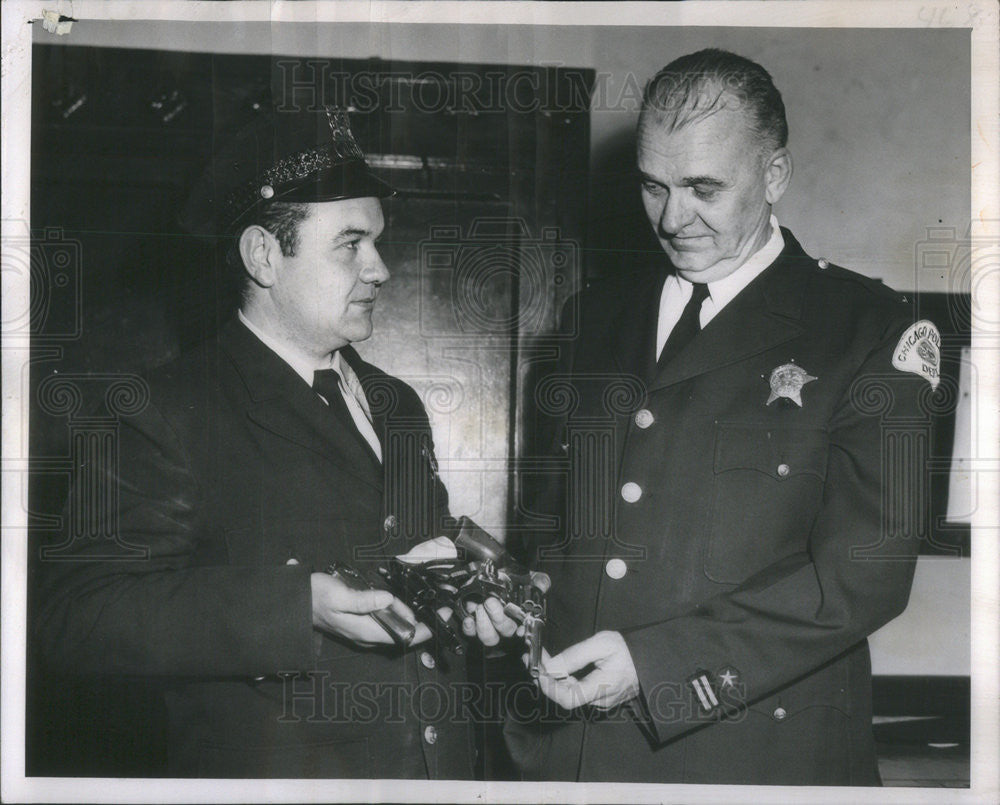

{"left": 238, "top": 311, "right": 383, "bottom": 462}
{"left": 655, "top": 216, "right": 785, "bottom": 361}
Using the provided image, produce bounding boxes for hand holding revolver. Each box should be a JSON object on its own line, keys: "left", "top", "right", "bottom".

{"left": 320, "top": 517, "right": 551, "bottom": 673}
{"left": 447, "top": 517, "right": 551, "bottom": 674}
{"left": 309, "top": 559, "right": 450, "bottom": 648}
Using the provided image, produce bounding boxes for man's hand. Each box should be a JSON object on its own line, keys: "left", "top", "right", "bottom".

{"left": 461, "top": 596, "right": 524, "bottom": 646}
{"left": 460, "top": 570, "right": 550, "bottom": 647}
{"left": 310, "top": 572, "right": 447, "bottom": 647}
{"left": 533, "top": 631, "right": 640, "bottom": 711}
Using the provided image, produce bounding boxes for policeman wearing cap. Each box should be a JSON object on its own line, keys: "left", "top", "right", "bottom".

{"left": 36, "top": 108, "right": 475, "bottom": 778}
{"left": 474, "top": 49, "right": 937, "bottom": 784}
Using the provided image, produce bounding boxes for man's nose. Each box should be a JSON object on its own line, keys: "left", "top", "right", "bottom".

{"left": 362, "top": 246, "right": 391, "bottom": 285}
{"left": 659, "top": 190, "right": 694, "bottom": 236}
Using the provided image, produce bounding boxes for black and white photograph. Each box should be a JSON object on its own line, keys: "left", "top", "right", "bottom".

{"left": 2, "top": 2, "right": 997, "bottom": 802}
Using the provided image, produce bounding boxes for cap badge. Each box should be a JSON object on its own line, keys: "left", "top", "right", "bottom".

{"left": 892, "top": 319, "right": 941, "bottom": 390}
{"left": 323, "top": 106, "right": 367, "bottom": 162}
{"left": 219, "top": 106, "right": 377, "bottom": 228}
{"left": 766, "top": 362, "right": 817, "bottom": 407}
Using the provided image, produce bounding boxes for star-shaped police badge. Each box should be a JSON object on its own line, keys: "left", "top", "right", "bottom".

{"left": 766, "top": 363, "right": 817, "bottom": 407}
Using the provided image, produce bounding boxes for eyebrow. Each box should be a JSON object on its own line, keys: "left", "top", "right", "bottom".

{"left": 332, "top": 227, "right": 381, "bottom": 244}
{"left": 681, "top": 176, "right": 726, "bottom": 188}
{"left": 639, "top": 172, "right": 727, "bottom": 189}
{"left": 334, "top": 227, "right": 371, "bottom": 240}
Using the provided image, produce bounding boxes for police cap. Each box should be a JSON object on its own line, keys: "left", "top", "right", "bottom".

{"left": 181, "top": 106, "right": 394, "bottom": 237}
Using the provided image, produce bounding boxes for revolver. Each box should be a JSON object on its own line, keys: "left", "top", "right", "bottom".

{"left": 325, "top": 561, "right": 418, "bottom": 646}
{"left": 449, "top": 516, "right": 551, "bottom": 677}
{"left": 332, "top": 517, "right": 550, "bottom": 676}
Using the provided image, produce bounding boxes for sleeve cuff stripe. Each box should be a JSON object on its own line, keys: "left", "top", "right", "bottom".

{"left": 690, "top": 672, "right": 719, "bottom": 711}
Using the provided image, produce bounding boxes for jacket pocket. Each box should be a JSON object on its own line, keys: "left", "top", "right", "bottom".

{"left": 705, "top": 423, "right": 829, "bottom": 584}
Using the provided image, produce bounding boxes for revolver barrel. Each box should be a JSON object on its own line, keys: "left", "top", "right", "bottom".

{"left": 523, "top": 615, "right": 544, "bottom": 678}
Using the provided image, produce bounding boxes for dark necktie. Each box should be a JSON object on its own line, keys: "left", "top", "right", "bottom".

{"left": 313, "top": 366, "right": 352, "bottom": 415}
{"left": 312, "top": 368, "right": 376, "bottom": 456}
{"left": 656, "top": 282, "right": 710, "bottom": 371}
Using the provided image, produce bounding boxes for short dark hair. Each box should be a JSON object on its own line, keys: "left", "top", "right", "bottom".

{"left": 641, "top": 49, "right": 788, "bottom": 155}
{"left": 226, "top": 201, "right": 311, "bottom": 303}
{"left": 255, "top": 201, "right": 311, "bottom": 257}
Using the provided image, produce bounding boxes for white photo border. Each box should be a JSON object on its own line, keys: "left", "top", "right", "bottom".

{"left": 2, "top": 2, "right": 997, "bottom": 803}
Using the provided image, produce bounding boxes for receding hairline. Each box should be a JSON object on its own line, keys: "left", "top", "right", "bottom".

{"left": 640, "top": 77, "right": 751, "bottom": 126}
{"left": 640, "top": 49, "right": 789, "bottom": 158}
{"left": 637, "top": 98, "right": 786, "bottom": 169}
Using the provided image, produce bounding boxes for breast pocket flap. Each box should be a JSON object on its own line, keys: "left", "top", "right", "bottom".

{"left": 714, "top": 424, "right": 828, "bottom": 481}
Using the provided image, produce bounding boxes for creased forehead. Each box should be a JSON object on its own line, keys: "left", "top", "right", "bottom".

{"left": 640, "top": 76, "right": 748, "bottom": 137}
{"left": 637, "top": 103, "right": 757, "bottom": 163}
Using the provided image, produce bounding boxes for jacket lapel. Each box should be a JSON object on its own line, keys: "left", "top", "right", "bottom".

{"left": 610, "top": 268, "right": 667, "bottom": 383}
{"left": 647, "top": 230, "right": 810, "bottom": 393}
{"left": 220, "top": 320, "right": 383, "bottom": 492}
{"left": 340, "top": 346, "right": 390, "bottom": 447}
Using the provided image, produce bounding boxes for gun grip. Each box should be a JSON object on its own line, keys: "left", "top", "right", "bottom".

{"left": 372, "top": 607, "right": 417, "bottom": 647}
{"left": 453, "top": 516, "right": 508, "bottom": 565}
{"left": 327, "top": 562, "right": 416, "bottom": 646}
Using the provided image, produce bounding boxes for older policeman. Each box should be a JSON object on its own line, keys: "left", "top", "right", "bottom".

{"left": 478, "top": 49, "right": 938, "bottom": 785}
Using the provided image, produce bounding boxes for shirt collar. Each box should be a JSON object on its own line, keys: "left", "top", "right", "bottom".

{"left": 237, "top": 310, "right": 334, "bottom": 387}
{"left": 701, "top": 215, "right": 784, "bottom": 308}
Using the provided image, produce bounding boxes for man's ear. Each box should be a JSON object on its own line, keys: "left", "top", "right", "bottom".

{"left": 764, "top": 147, "right": 793, "bottom": 206}
{"left": 238, "top": 225, "right": 280, "bottom": 288}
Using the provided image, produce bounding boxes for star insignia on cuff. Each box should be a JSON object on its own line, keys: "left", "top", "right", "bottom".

{"left": 718, "top": 668, "right": 739, "bottom": 689}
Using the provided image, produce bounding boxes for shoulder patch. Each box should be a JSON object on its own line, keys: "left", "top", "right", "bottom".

{"left": 892, "top": 320, "right": 941, "bottom": 390}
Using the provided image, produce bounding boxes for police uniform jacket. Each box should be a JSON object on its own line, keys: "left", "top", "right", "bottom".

{"left": 36, "top": 318, "right": 475, "bottom": 779}
{"left": 506, "top": 229, "right": 931, "bottom": 785}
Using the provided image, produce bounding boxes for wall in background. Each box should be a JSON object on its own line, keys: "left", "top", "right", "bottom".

{"left": 36, "top": 21, "right": 971, "bottom": 293}
{"left": 869, "top": 556, "right": 970, "bottom": 676}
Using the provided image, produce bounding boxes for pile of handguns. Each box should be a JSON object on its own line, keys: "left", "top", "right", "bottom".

{"left": 327, "top": 517, "right": 550, "bottom": 676}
